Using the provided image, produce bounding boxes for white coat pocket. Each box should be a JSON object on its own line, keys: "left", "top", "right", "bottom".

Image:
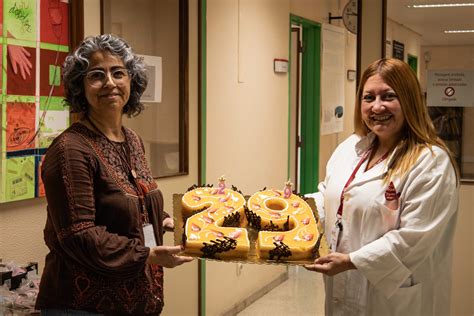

{"left": 368, "top": 282, "right": 422, "bottom": 316}
{"left": 362, "top": 201, "right": 400, "bottom": 243}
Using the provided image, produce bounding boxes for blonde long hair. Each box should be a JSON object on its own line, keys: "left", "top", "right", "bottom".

{"left": 354, "top": 58, "right": 459, "bottom": 182}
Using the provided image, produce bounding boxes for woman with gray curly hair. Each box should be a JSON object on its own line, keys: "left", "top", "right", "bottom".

{"left": 36, "top": 34, "right": 192, "bottom": 315}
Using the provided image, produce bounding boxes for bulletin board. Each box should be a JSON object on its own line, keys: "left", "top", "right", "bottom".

{"left": 0, "top": 0, "right": 70, "bottom": 203}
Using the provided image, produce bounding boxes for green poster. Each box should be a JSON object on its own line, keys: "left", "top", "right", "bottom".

{"left": 4, "top": 0, "right": 37, "bottom": 42}
{"left": 4, "top": 155, "right": 35, "bottom": 202}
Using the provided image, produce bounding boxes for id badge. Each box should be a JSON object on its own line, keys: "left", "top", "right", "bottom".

{"left": 143, "top": 223, "right": 157, "bottom": 248}
{"left": 329, "top": 220, "right": 342, "bottom": 252}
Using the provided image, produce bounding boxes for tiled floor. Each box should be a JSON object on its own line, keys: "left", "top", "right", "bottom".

{"left": 237, "top": 266, "right": 325, "bottom": 315}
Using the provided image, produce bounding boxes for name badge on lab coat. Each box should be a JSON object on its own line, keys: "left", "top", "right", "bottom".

{"left": 330, "top": 219, "right": 342, "bottom": 252}
{"left": 143, "top": 223, "right": 157, "bottom": 248}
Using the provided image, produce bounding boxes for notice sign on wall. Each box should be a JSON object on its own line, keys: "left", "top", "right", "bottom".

{"left": 427, "top": 70, "right": 474, "bottom": 107}
{"left": 392, "top": 40, "right": 404, "bottom": 61}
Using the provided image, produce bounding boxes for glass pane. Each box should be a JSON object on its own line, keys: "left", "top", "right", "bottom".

{"left": 103, "top": 0, "right": 185, "bottom": 178}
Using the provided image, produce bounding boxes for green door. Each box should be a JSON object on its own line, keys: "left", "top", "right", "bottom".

{"left": 289, "top": 15, "right": 321, "bottom": 194}
{"left": 408, "top": 54, "right": 418, "bottom": 74}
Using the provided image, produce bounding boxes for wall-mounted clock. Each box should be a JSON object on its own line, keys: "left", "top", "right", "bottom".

{"left": 342, "top": 0, "right": 358, "bottom": 34}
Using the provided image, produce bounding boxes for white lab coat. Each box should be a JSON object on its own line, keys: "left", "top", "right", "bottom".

{"left": 308, "top": 133, "right": 458, "bottom": 316}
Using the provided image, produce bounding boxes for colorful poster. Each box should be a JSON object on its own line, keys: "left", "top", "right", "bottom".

{"left": 5, "top": 0, "right": 37, "bottom": 42}
{"left": 6, "top": 102, "right": 36, "bottom": 151}
{"left": 5, "top": 156, "right": 35, "bottom": 202}
{"left": 1, "top": 0, "right": 70, "bottom": 203}
{"left": 39, "top": 97, "right": 69, "bottom": 148}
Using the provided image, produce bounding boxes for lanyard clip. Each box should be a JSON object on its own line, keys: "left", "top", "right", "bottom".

{"left": 335, "top": 214, "right": 343, "bottom": 231}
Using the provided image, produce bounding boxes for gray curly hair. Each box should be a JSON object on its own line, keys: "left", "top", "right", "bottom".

{"left": 62, "top": 34, "right": 147, "bottom": 116}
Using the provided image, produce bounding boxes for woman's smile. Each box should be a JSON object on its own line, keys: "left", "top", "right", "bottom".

{"left": 361, "top": 74, "right": 405, "bottom": 145}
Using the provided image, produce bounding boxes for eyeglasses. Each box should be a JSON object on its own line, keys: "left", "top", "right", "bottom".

{"left": 85, "top": 68, "right": 130, "bottom": 88}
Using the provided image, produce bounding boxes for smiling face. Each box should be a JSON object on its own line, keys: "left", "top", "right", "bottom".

{"left": 83, "top": 51, "right": 130, "bottom": 118}
{"left": 361, "top": 74, "right": 406, "bottom": 146}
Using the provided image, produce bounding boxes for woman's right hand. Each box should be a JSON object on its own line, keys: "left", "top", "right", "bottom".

{"left": 146, "top": 245, "right": 194, "bottom": 268}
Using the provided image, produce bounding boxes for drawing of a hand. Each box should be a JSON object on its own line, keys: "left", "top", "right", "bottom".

{"left": 8, "top": 45, "right": 32, "bottom": 80}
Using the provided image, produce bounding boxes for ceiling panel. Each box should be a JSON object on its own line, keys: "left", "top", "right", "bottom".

{"left": 387, "top": 0, "right": 474, "bottom": 46}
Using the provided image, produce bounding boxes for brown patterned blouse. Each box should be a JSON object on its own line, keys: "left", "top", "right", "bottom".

{"left": 36, "top": 123, "right": 169, "bottom": 315}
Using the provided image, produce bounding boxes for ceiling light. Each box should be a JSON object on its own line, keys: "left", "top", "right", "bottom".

{"left": 407, "top": 3, "right": 474, "bottom": 8}
{"left": 444, "top": 29, "right": 474, "bottom": 33}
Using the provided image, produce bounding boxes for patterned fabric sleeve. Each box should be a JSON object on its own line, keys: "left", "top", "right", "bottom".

{"left": 42, "top": 132, "right": 150, "bottom": 279}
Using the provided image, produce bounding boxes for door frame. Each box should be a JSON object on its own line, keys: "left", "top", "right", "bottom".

{"left": 289, "top": 14, "right": 321, "bottom": 194}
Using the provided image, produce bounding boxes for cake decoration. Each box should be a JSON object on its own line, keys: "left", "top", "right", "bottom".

{"left": 201, "top": 237, "right": 238, "bottom": 258}
{"left": 247, "top": 181, "right": 321, "bottom": 260}
{"left": 268, "top": 241, "right": 292, "bottom": 261}
{"left": 181, "top": 177, "right": 249, "bottom": 259}
{"left": 179, "top": 179, "right": 324, "bottom": 263}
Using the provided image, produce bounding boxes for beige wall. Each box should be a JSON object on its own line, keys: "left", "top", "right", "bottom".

{"left": 419, "top": 44, "right": 474, "bottom": 316}
{"left": 205, "top": 1, "right": 290, "bottom": 314}
{"left": 452, "top": 185, "right": 474, "bottom": 316}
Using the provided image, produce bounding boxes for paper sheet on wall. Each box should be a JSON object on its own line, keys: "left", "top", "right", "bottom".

{"left": 427, "top": 70, "right": 474, "bottom": 107}
{"left": 321, "top": 24, "right": 345, "bottom": 135}
{"left": 140, "top": 55, "right": 162, "bottom": 103}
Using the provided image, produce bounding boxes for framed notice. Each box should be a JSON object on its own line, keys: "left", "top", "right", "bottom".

{"left": 0, "top": 0, "right": 71, "bottom": 203}
{"left": 427, "top": 70, "right": 474, "bottom": 107}
{"left": 392, "top": 40, "right": 404, "bottom": 61}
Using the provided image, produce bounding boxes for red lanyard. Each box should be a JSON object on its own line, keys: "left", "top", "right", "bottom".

{"left": 336, "top": 148, "right": 389, "bottom": 220}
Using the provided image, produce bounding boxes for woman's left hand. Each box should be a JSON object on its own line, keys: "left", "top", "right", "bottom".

{"left": 304, "top": 252, "right": 356, "bottom": 276}
{"left": 163, "top": 217, "right": 175, "bottom": 232}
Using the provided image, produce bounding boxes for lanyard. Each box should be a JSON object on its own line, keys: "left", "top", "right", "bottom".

{"left": 335, "top": 147, "right": 389, "bottom": 227}
{"left": 85, "top": 116, "right": 150, "bottom": 224}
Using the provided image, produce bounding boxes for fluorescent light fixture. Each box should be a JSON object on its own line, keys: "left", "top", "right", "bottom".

{"left": 407, "top": 3, "right": 474, "bottom": 8}
{"left": 444, "top": 29, "right": 474, "bottom": 33}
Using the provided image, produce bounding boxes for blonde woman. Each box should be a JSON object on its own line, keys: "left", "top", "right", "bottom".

{"left": 305, "top": 58, "right": 458, "bottom": 315}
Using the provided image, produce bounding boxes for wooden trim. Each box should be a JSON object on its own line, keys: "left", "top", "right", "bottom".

{"left": 198, "top": 0, "right": 206, "bottom": 314}
{"left": 198, "top": 0, "right": 206, "bottom": 186}
{"left": 69, "top": 0, "right": 84, "bottom": 124}
{"left": 180, "top": 0, "right": 190, "bottom": 175}
{"left": 100, "top": 0, "right": 105, "bottom": 35}
{"left": 382, "top": 0, "right": 387, "bottom": 58}
{"left": 356, "top": 0, "right": 362, "bottom": 89}
{"left": 198, "top": 0, "right": 203, "bottom": 185}
{"left": 69, "top": 0, "right": 84, "bottom": 51}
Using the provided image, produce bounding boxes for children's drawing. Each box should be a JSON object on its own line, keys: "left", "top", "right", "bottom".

{"left": 1, "top": 0, "right": 70, "bottom": 203}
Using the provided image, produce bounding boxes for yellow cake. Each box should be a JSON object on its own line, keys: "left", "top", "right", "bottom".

{"left": 246, "top": 181, "right": 320, "bottom": 260}
{"left": 181, "top": 177, "right": 250, "bottom": 258}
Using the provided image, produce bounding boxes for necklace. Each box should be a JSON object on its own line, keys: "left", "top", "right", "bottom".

{"left": 84, "top": 116, "right": 149, "bottom": 223}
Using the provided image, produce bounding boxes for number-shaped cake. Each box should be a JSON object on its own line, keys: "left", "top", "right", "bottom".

{"left": 181, "top": 176, "right": 250, "bottom": 258}
{"left": 246, "top": 181, "right": 320, "bottom": 260}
